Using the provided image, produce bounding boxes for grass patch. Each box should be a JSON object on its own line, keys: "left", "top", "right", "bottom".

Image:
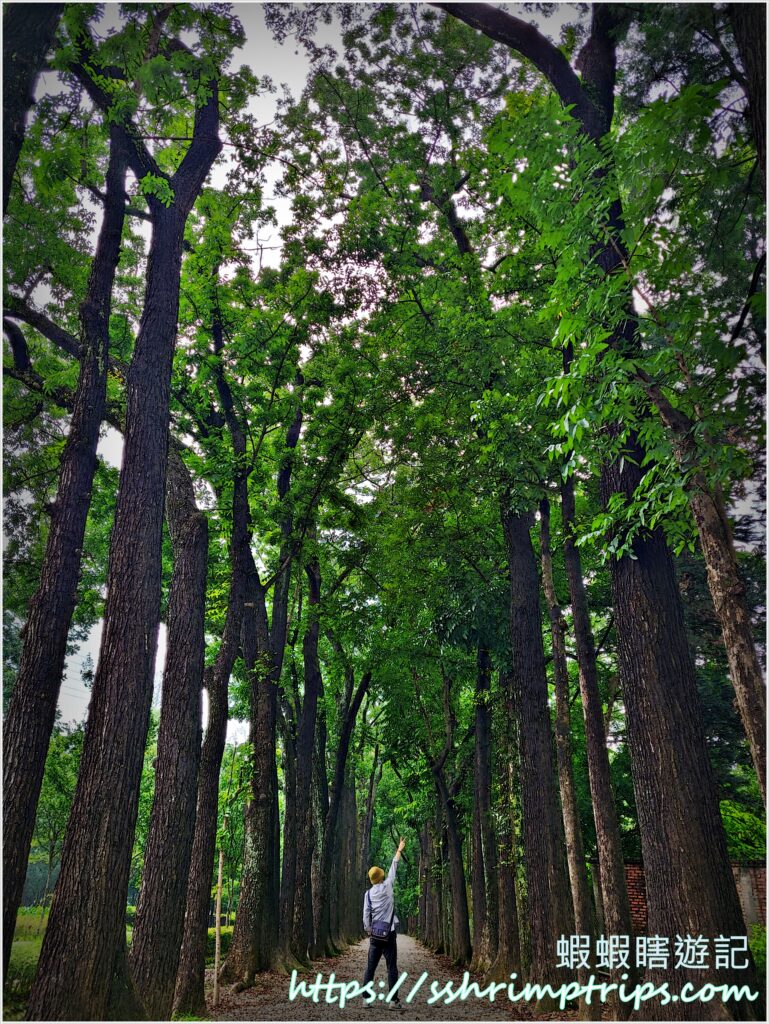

{"left": 12, "top": 908, "right": 48, "bottom": 940}
{"left": 4, "top": 912, "right": 134, "bottom": 1019}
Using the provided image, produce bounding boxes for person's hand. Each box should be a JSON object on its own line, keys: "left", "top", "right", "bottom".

{"left": 398, "top": 837, "right": 406, "bottom": 853}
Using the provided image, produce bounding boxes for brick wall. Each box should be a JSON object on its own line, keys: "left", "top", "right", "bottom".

{"left": 625, "top": 862, "right": 647, "bottom": 935}
{"left": 590, "top": 861, "right": 766, "bottom": 935}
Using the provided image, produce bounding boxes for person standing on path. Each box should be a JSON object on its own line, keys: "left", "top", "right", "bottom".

{"left": 363, "top": 837, "right": 406, "bottom": 1009}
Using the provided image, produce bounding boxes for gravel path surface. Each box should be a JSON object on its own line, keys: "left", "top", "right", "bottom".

{"left": 208, "top": 935, "right": 579, "bottom": 1021}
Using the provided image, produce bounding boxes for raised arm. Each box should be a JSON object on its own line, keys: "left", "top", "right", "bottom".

{"left": 387, "top": 837, "right": 406, "bottom": 885}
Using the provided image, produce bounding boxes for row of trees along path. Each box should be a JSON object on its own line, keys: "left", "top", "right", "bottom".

{"left": 2, "top": 3, "right": 765, "bottom": 1023}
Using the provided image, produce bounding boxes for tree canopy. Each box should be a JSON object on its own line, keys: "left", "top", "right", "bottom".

{"left": 3, "top": 3, "right": 765, "bottom": 1021}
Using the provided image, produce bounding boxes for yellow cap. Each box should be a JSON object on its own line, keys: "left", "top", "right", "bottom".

{"left": 368, "top": 866, "right": 385, "bottom": 884}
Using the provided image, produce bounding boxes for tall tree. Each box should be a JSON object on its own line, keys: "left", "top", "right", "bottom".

{"left": 440, "top": 4, "right": 758, "bottom": 1010}
{"left": 539, "top": 498, "right": 595, "bottom": 1018}
{"left": 221, "top": 395, "right": 304, "bottom": 985}
{"left": 312, "top": 659, "right": 372, "bottom": 957}
{"left": 470, "top": 645, "right": 498, "bottom": 972}
{"left": 173, "top": 466, "right": 249, "bottom": 1014}
{"left": 501, "top": 505, "right": 573, "bottom": 994}
{"left": 127, "top": 443, "right": 208, "bottom": 1019}
{"left": 560, "top": 475, "right": 633, "bottom": 952}
{"left": 27, "top": 15, "right": 223, "bottom": 1017}
{"left": 2, "top": 126, "right": 128, "bottom": 978}
{"left": 289, "top": 550, "right": 323, "bottom": 962}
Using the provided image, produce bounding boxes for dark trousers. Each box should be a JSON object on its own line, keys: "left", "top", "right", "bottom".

{"left": 363, "top": 930, "right": 399, "bottom": 999}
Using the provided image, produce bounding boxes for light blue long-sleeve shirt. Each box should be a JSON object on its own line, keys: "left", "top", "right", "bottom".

{"left": 363, "top": 855, "right": 400, "bottom": 932}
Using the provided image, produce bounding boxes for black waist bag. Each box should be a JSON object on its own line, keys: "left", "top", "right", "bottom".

{"left": 367, "top": 889, "right": 395, "bottom": 945}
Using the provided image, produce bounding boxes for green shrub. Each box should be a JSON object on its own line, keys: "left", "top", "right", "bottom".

{"left": 205, "top": 926, "right": 233, "bottom": 964}
{"left": 749, "top": 924, "right": 766, "bottom": 978}
{"left": 125, "top": 904, "right": 137, "bottom": 926}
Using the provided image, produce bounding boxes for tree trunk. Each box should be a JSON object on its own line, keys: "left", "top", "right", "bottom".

{"left": 430, "top": 819, "right": 443, "bottom": 952}
{"left": 688, "top": 483, "right": 765, "bottom": 802}
{"left": 471, "top": 645, "right": 498, "bottom": 971}
{"left": 2, "top": 2, "right": 63, "bottom": 214}
{"left": 311, "top": 691, "right": 329, "bottom": 921}
{"left": 27, "top": 74, "right": 220, "bottom": 1018}
{"left": 312, "top": 671, "right": 370, "bottom": 956}
{"left": 501, "top": 505, "right": 573, "bottom": 994}
{"left": 489, "top": 778, "right": 521, "bottom": 982}
{"left": 222, "top": 393, "right": 303, "bottom": 984}
{"left": 290, "top": 555, "right": 323, "bottom": 962}
{"left": 635, "top": 374, "right": 767, "bottom": 803}
{"left": 489, "top": 671, "right": 522, "bottom": 982}
{"left": 337, "top": 777, "right": 360, "bottom": 943}
{"left": 278, "top": 699, "right": 298, "bottom": 959}
{"left": 128, "top": 446, "right": 208, "bottom": 1020}
{"left": 440, "top": 827, "right": 451, "bottom": 957}
{"left": 2, "top": 128, "right": 127, "bottom": 982}
{"left": 28, "top": 203, "right": 185, "bottom": 1017}
{"left": 560, "top": 476, "right": 633, "bottom": 945}
{"left": 432, "top": 772, "right": 472, "bottom": 964}
{"left": 173, "top": 471, "right": 249, "bottom": 1014}
{"left": 730, "top": 2, "right": 766, "bottom": 187}
{"left": 418, "top": 824, "right": 428, "bottom": 942}
{"left": 539, "top": 499, "right": 595, "bottom": 1018}
{"left": 604, "top": 451, "right": 758, "bottom": 1016}
{"left": 470, "top": 776, "right": 485, "bottom": 963}
{"left": 220, "top": 577, "right": 280, "bottom": 985}
{"left": 358, "top": 746, "right": 380, "bottom": 881}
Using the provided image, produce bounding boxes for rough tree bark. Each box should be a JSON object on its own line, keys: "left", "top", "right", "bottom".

{"left": 290, "top": 553, "right": 324, "bottom": 963}
{"left": 729, "top": 3, "right": 766, "bottom": 187}
{"left": 27, "top": 39, "right": 221, "bottom": 1018}
{"left": 173, "top": 341, "right": 251, "bottom": 1015}
{"left": 603, "top": 447, "right": 758, "bottom": 1016}
{"left": 470, "top": 769, "right": 486, "bottom": 965}
{"left": 337, "top": 776, "right": 361, "bottom": 943}
{"left": 127, "top": 444, "right": 208, "bottom": 1019}
{"left": 428, "top": 817, "right": 444, "bottom": 952}
{"left": 3, "top": 2, "right": 63, "bottom": 214}
{"left": 2, "top": 127, "right": 127, "bottom": 980}
{"left": 501, "top": 505, "right": 573, "bottom": 994}
{"left": 222, "top": 398, "right": 303, "bottom": 985}
{"left": 433, "top": 772, "right": 472, "bottom": 964}
{"left": 358, "top": 745, "right": 380, "bottom": 882}
{"left": 560, "top": 475, "right": 633, "bottom": 948}
{"left": 278, "top": 681, "right": 299, "bottom": 962}
{"left": 312, "top": 666, "right": 371, "bottom": 956}
{"left": 417, "top": 669, "right": 472, "bottom": 965}
{"left": 218, "top": 552, "right": 281, "bottom": 985}
{"left": 488, "top": 673, "right": 522, "bottom": 983}
{"left": 539, "top": 499, "right": 595, "bottom": 1019}
{"left": 470, "top": 645, "right": 498, "bottom": 972}
{"left": 634, "top": 370, "right": 766, "bottom": 803}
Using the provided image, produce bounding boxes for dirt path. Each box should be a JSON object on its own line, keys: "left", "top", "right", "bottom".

{"left": 209, "top": 935, "right": 578, "bottom": 1021}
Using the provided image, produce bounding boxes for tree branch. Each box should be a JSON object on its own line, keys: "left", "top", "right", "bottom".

{"left": 729, "top": 251, "right": 766, "bottom": 348}
{"left": 433, "top": 2, "right": 600, "bottom": 133}
{"left": 4, "top": 297, "right": 81, "bottom": 358}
